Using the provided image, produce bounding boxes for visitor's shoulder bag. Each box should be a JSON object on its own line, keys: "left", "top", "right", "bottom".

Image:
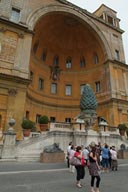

{"left": 69, "top": 156, "right": 81, "bottom": 166}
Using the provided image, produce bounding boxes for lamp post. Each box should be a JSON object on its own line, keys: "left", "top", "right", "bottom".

{"left": 98, "top": 120, "right": 108, "bottom": 144}
{"left": 98, "top": 121, "right": 108, "bottom": 133}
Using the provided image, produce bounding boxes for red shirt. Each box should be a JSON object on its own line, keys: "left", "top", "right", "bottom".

{"left": 74, "top": 151, "right": 85, "bottom": 166}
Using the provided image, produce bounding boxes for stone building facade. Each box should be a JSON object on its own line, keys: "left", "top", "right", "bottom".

{"left": 0, "top": 0, "right": 128, "bottom": 139}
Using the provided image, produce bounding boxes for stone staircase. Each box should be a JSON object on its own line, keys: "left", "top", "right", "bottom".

{"left": 1, "top": 128, "right": 128, "bottom": 162}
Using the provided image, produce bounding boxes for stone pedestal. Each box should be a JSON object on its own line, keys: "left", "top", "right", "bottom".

{"left": 1, "top": 132, "right": 16, "bottom": 159}
{"left": 118, "top": 150, "right": 128, "bottom": 159}
{"left": 40, "top": 152, "right": 65, "bottom": 163}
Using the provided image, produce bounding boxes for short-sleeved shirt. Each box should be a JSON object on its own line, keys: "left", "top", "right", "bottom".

{"left": 101, "top": 147, "right": 109, "bottom": 159}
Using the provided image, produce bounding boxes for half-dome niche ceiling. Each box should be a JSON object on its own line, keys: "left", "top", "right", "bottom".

{"left": 32, "top": 12, "right": 105, "bottom": 68}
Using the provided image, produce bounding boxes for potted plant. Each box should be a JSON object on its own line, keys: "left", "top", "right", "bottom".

{"left": 39, "top": 115, "right": 49, "bottom": 132}
{"left": 21, "top": 119, "right": 34, "bottom": 137}
{"left": 118, "top": 123, "right": 127, "bottom": 136}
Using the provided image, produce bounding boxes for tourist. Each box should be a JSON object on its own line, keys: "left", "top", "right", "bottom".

{"left": 66, "top": 141, "right": 72, "bottom": 168}
{"left": 68, "top": 145, "right": 75, "bottom": 173}
{"left": 74, "top": 146, "right": 85, "bottom": 188}
{"left": 82, "top": 145, "right": 90, "bottom": 166}
{"left": 101, "top": 143, "right": 110, "bottom": 172}
{"left": 88, "top": 144, "right": 101, "bottom": 192}
{"left": 109, "top": 146, "right": 112, "bottom": 169}
{"left": 96, "top": 142, "right": 102, "bottom": 166}
{"left": 110, "top": 146, "right": 118, "bottom": 171}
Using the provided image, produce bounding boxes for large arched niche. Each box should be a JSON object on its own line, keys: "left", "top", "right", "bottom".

{"left": 32, "top": 13, "right": 104, "bottom": 64}
{"left": 27, "top": 4, "right": 112, "bottom": 61}
{"left": 25, "top": 4, "right": 112, "bottom": 120}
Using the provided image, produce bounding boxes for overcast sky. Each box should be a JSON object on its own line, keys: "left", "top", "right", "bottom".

{"left": 68, "top": 0, "right": 128, "bottom": 63}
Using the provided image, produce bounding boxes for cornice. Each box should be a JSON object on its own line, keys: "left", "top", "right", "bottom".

{"left": 98, "top": 97, "right": 128, "bottom": 106}
{"left": 0, "top": 17, "right": 34, "bottom": 34}
{"left": 26, "top": 91, "right": 79, "bottom": 109}
{"left": 103, "top": 59, "right": 127, "bottom": 67}
{"left": 57, "top": 0, "right": 124, "bottom": 34}
{"left": 0, "top": 73, "right": 30, "bottom": 85}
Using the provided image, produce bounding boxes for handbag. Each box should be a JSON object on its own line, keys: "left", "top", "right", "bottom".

{"left": 96, "top": 161, "right": 101, "bottom": 175}
{"left": 69, "top": 156, "right": 81, "bottom": 166}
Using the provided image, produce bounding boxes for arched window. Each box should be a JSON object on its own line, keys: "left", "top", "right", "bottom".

{"left": 80, "top": 57, "right": 86, "bottom": 68}
{"left": 115, "top": 50, "right": 120, "bottom": 60}
{"left": 30, "top": 71, "right": 33, "bottom": 81}
{"left": 33, "top": 42, "right": 39, "bottom": 54}
{"left": 95, "top": 81, "right": 101, "bottom": 92}
{"left": 26, "top": 111, "right": 29, "bottom": 119}
{"left": 93, "top": 53, "right": 99, "bottom": 64}
{"left": 53, "top": 55, "right": 59, "bottom": 66}
{"left": 38, "top": 77, "right": 44, "bottom": 90}
{"left": 66, "top": 57, "right": 72, "bottom": 69}
{"left": 41, "top": 49, "right": 47, "bottom": 61}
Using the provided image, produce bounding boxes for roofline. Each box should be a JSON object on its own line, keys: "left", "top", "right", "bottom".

{"left": 93, "top": 3, "right": 117, "bottom": 14}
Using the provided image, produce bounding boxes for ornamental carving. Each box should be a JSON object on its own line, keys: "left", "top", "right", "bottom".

{"left": 50, "top": 65, "right": 61, "bottom": 81}
{"left": 8, "top": 89, "right": 17, "bottom": 96}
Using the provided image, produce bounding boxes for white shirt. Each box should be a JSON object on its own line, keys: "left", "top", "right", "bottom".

{"left": 69, "top": 149, "right": 75, "bottom": 159}
{"left": 110, "top": 149, "right": 117, "bottom": 160}
{"left": 82, "top": 148, "right": 89, "bottom": 160}
{"left": 67, "top": 145, "right": 71, "bottom": 153}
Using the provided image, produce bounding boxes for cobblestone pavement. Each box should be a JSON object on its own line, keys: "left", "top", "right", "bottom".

{"left": 0, "top": 159, "right": 127, "bottom": 192}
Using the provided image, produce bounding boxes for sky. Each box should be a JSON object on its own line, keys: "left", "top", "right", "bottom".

{"left": 68, "top": 0, "right": 128, "bottom": 63}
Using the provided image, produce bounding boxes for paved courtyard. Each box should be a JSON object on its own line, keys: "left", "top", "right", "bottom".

{"left": 0, "top": 159, "right": 127, "bottom": 192}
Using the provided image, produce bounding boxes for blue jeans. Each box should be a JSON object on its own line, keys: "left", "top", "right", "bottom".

{"left": 102, "top": 157, "right": 109, "bottom": 168}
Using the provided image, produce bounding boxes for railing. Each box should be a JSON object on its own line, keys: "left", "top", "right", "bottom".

{"left": 50, "top": 122, "right": 118, "bottom": 133}
{"left": 99, "top": 125, "right": 118, "bottom": 133}
{"left": 50, "top": 122, "right": 73, "bottom": 129}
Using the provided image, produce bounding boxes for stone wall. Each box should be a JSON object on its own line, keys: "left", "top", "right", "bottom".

{"left": 40, "top": 152, "right": 65, "bottom": 163}
{"left": 14, "top": 129, "right": 128, "bottom": 162}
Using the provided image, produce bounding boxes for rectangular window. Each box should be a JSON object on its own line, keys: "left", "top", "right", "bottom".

{"left": 66, "top": 62, "right": 72, "bottom": 69}
{"left": 65, "top": 118, "right": 71, "bottom": 123}
{"left": 26, "top": 111, "right": 29, "bottom": 119}
{"left": 36, "top": 114, "right": 41, "bottom": 124}
{"left": 115, "top": 50, "right": 120, "bottom": 60}
{"left": 50, "top": 117, "right": 56, "bottom": 122}
{"left": 38, "top": 78, "right": 44, "bottom": 90}
{"left": 51, "top": 83, "right": 57, "bottom": 94}
{"left": 95, "top": 81, "right": 101, "bottom": 93}
{"left": 80, "top": 84, "right": 86, "bottom": 95}
{"left": 10, "top": 8, "right": 20, "bottom": 23}
{"left": 107, "top": 15, "right": 113, "bottom": 25}
{"left": 65, "top": 85, "right": 72, "bottom": 96}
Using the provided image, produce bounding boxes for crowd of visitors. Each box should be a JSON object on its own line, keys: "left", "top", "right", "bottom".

{"left": 66, "top": 141, "right": 118, "bottom": 192}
